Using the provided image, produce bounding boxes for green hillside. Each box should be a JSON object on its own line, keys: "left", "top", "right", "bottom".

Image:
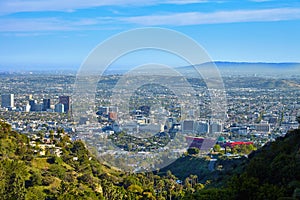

{"left": 0, "top": 120, "right": 120, "bottom": 200}
{"left": 0, "top": 120, "right": 198, "bottom": 199}
{"left": 1, "top": 119, "right": 300, "bottom": 199}
{"left": 159, "top": 154, "right": 246, "bottom": 186}
{"left": 161, "top": 129, "right": 300, "bottom": 200}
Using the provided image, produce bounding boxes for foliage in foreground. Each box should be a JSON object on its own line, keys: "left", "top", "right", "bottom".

{"left": 1, "top": 120, "right": 300, "bottom": 199}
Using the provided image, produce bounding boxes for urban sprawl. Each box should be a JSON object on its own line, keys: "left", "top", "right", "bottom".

{"left": 0, "top": 72, "right": 299, "bottom": 171}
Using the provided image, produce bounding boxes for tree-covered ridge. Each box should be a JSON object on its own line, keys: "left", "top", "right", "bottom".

{"left": 0, "top": 120, "right": 202, "bottom": 199}
{"left": 228, "top": 129, "right": 300, "bottom": 199}
{"left": 0, "top": 119, "right": 105, "bottom": 200}
{"left": 182, "top": 129, "right": 300, "bottom": 200}
{"left": 1, "top": 119, "right": 300, "bottom": 199}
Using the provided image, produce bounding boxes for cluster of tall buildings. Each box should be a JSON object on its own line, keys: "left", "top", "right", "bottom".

{"left": 29, "top": 95, "right": 71, "bottom": 113}
{"left": 1, "top": 94, "right": 71, "bottom": 113}
{"left": 182, "top": 120, "right": 223, "bottom": 135}
{"left": 96, "top": 106, "right": 119, "bottom": 121}
{"left": 28, "top": 98, "right": 51, "bottom": 112}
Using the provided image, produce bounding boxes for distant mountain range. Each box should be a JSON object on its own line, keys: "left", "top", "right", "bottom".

{"left": 209, "top": 61, "right": 299, "bottom": 67}
{"left": 176, "top": 61, "right": 300, "bottom": 78}
{"left": 1, "top": 62, "right": 300, "bottom": 77}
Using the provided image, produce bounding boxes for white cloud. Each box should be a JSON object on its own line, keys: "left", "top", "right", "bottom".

{"left": 0, "top": 18, "right": 71, "bottom": 32}
{"left": 0, "top": 0, "right": 129, "bottom": 15}
{"left": 1, "top": 8, "right": 300, "bottom": 33}
{"left": 164, "top": 0, "right": 208, "bottom": 4}
{"left": 122, "top": 8, "right": 300, "bottom": 25}
{"left": 0, "top": 17, "right": 118, "bottom": 32}
{"left": 0, "top": 0, "right": 209, "bottom": 15}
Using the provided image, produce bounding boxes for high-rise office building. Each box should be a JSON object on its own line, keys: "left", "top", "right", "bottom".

{"left": 35, "top": 104, "right": 43, "bottom": 112}
{"left": 29, "top": 99, "right": 37, "bottom": 111}
{"left": 182, "top": 120, "right": 195, "bottom": 133}
{"left": 1, "top": 94, "right": 14, "bottom": 108}
{"left": 55, "top": 103, "right": 64, "bottom": 113}
{"left": 209, "top": 122, "right": 223, "bottom": 134}
{"left": 59, "top": 96, "right": 70, "bottom": 113}
{"left": 43, "top": 99, "right": 51, "bottom": 111}
{"left": 197, "top": 121, "right": 209, "bottom": 134}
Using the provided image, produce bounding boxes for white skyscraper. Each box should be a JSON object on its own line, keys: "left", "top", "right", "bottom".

{"left": 1, "top": 94, "right": 14, "bottom": 108}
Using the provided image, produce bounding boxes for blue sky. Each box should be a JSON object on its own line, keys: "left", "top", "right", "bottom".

{"left": 0, "top": 0, "right": 300, "bottom": 71}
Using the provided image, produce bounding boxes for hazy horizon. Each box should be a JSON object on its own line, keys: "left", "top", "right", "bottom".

{"left": 1, "top": 0, "right": 300, "bottom": 71}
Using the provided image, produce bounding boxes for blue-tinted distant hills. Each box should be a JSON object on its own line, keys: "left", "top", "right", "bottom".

{"left": 213, "top": 61, "right": 299, "bottom": 67}
{"left": 179, "top": 61, "right": 300, "bottom": 69}
{"left": 177, "top": 61, "right": 300, "bottom": 78}
{"left": 1, "top": 61, "right": 299, "bottom": 77}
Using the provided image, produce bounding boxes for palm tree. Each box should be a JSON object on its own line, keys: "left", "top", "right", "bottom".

{"left": 189, "top": 174, "right": 198, "bottom": 188}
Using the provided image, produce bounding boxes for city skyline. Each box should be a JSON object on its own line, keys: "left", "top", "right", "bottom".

{"left": 0, "top": 0, "right": 300, "bottom": 71}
